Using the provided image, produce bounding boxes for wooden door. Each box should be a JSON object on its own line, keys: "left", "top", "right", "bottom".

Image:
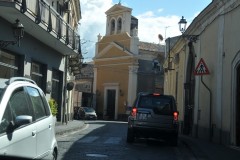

{"left": 107, "top": 89, "right": 116, "bottom": 120}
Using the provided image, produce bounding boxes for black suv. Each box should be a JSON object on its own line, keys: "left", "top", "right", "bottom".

{"left": 127, "top": 92, "right": 179, "bottom": 146}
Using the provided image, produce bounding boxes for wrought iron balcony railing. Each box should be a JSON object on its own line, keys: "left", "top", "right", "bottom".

{"left": 5, "top": 0, "right": 81, "bottom": 52}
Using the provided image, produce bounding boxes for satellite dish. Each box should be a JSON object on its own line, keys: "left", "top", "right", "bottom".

{"left": 158, "top": 34, "right": 163, "bottom": 41}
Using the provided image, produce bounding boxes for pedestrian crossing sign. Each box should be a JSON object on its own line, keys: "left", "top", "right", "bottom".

{"left": 194, "top": 58, "right": 210, "bottom": 75}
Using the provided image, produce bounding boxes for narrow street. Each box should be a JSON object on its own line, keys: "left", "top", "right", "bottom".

{"left": 56, "top": 121, "right": 197, "bottom": 160}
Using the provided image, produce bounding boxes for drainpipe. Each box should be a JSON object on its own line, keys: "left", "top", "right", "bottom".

{"left": 62, "top": 55, "right": 68, "bottom": 124}
{"left": 201, "top": 76, "right": 212, "bottom": 142}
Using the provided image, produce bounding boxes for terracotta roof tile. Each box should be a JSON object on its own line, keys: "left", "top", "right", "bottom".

{"left": 139, "top": 41, "right": 165, "bottom": 52}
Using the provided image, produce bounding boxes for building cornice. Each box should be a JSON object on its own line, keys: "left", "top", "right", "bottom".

{"left": 186, "top": 0, "right": 240, "bottom": 36}
{"left": 171, "top": 0, "right": 240, "bottom": 58}
{"left": 93, "top": 55, "right": 134, "bottom": 62}
{"left": 105, "top": 3, "right": 132, "bottom": 15}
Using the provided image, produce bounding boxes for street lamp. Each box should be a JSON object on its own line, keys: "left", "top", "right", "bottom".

{"left": 13, "top": 19, "right": 24, "bottom": 46}
{"left": 178, "top": 16, "right": 198, "bottom": 42}
{"left": 178, "top": 16, "right": 187, "bottom": 34}
{"left": 0, "top": 19, "right": 24, "bottom": 48}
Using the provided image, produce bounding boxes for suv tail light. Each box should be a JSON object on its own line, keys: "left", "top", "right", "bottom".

{"left": 173, "top": 111, "right": 178, "bottom": 121}
{"left": 131, "top": 107, "right": 137, "bottom": 118}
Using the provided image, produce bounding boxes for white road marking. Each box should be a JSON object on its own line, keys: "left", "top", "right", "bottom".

{"left": 86, "top": 154, "right": 108, "bottom": 158}
{"left": 104, "top": 137, "right": 121, "bottom": 144}
{"left": 77, "top": 136, "right": 122, "bottom": 145}
{"left": 78, "top": 136, "right": 98, "bottom": 143}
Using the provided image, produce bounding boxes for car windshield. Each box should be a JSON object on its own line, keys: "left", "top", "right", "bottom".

{"left": 83, "top": 107, "right": 95, "bottom": 113}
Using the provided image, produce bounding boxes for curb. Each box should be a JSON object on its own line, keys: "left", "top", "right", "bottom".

{"left": 180, "top": 135, "right": 240, "bottom": 160}
{"left": 55, "top": 121, "right": 86, "bottom": 136}
{"left": 180, "top": 135, "right": 208, "bottom": 160}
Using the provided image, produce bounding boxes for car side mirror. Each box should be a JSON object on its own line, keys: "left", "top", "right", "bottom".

{"left": 15, "top": 115, "right": 32, "bottom": 128}
{"left": 5, "top": 115, "right": 32, "bottom": 141}
{"left": 6, "top": 115, "right": 32, "bottom": 134}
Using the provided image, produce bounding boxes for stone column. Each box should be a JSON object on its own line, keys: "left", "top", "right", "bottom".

{"left": 128, "top": 65, "right": 138, "bottom": 106}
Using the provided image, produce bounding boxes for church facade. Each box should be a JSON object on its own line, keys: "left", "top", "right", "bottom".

{"left": 93, "top": 3, "right": 164, "bottom": 120}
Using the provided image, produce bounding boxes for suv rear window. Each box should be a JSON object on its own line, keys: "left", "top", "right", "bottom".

{"left": 138, "top": 95, "right": 173, "bottom": 115}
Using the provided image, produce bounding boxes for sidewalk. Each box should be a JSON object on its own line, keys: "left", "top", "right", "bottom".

{"left": 180, "top": 135, "right": 240, "bottom": 160}
{"left": 55, "top": 120, "right": 85, "bottom": 136}
{"left": 54, "top": 120, "right": 240, "bottom": 159}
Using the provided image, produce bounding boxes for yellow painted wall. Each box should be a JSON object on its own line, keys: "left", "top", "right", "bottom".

{"left": 95, "top": 55, "right": 135, "bottom": 117}
{"left": 93, "top": 9, "right": 137, "bottom": 119}
{"left": 165, "top": 1, "right": 240, "bottom": 144}
{"left": 98, "top": 33, "right": 131, "bottom": 53}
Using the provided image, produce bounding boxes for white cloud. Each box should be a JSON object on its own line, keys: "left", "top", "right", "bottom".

{"left": 136, "top": 13, "right": 181, "bottom": 44}
{"left": 80, "top": 0, "right": 113, "bottom": 61}
{"left": 139, "top": 11, "right": 155, "bottom": 17}
{"left": 157, "top": 8, "right": 164, "bottom": 13}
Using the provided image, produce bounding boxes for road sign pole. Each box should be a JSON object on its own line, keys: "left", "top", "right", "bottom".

{"left": 200, "top": 76, "right": 212, "bottom": 142}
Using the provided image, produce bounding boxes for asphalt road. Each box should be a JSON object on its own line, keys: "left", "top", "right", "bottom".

{"left": 56, "top": 120, "right": 196, "bottom": 160}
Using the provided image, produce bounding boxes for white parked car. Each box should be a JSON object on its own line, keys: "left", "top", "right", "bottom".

{"left": 0, "top": 77, "right": 58, "bottom": 159}
{"left": 77, "top": 107, "right": 97, "bottom": 120}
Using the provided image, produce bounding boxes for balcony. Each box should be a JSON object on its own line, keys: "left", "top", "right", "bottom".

{"left": 0, "top": 0, "right": 80, "bottom": 56}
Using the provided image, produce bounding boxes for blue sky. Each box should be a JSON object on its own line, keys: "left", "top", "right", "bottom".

{"left": 80, "top": 0, "right": 212, "bottom": 62}
{"left": 113, "top": 0, "right": 211, "bottom": 19}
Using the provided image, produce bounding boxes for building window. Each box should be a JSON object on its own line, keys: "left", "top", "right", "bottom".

{"left": 111, "top": 19, "right": 115, "bottom": 35}
{"left": 0, "top": 51, "right": 22, "bottom": 78}
{"left": 31, "top": 61, "right": 47, "bottom": 92}
{"left": 57, "top": 1, "right": 63, "bottom": 16}
{"left": 117, "top": 18, "right": 122, "bottom": 34}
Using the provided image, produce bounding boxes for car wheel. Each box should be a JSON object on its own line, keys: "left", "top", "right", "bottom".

{"left": 127, "top": 128, "right": 135, "bottom": 143}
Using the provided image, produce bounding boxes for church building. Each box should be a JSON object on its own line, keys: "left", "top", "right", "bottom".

{"left": 93, "top": 3, "right": 165, "bottom": 120}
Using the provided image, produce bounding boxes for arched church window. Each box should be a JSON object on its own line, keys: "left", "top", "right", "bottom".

{"left": 117, "top": 18, "right": 122, "bottom": 33}
{"left": 111, "top": 19, "right": 115, "bottom": 35}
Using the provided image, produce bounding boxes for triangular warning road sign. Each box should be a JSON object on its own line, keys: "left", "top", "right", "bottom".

{"left": 194, "top": 58, "right": 210, "bottom": 76}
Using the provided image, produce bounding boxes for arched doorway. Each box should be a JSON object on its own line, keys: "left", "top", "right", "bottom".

{"left": 231, "top": 52, "right": 240, "bottom": 146}
{"left": 236, "top": 65, "right": 240, "bottom": 146}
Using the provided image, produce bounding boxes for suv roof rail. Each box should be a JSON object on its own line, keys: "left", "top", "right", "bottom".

{"left": 7, "top": 77, "right": 37, "bottom": 85}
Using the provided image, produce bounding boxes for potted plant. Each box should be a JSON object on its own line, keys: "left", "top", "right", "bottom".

{"left": 48, "top": 98, "right": 58, "bottom": 116}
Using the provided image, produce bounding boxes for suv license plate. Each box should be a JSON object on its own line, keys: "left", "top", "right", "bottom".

{"left": 138, "top": 113, "right": 148, "bottom": 120}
